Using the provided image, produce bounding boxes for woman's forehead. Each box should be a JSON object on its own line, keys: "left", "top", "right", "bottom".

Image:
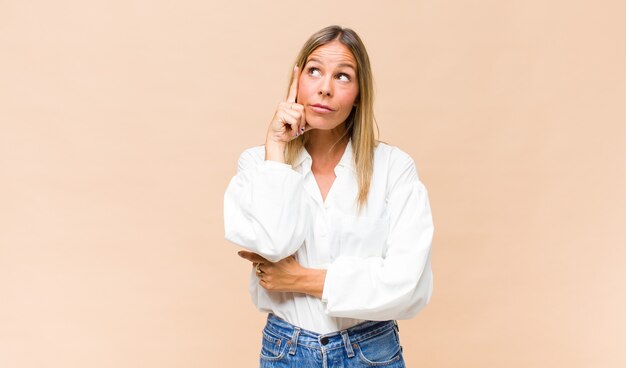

{"left": 306, "top": 41, "right": 356, "bottom": 67}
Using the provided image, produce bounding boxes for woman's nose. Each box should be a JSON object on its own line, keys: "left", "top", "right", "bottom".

{"left": 318, "top": 78, "right": 332, "bottom": 97}
{"left": 318, "top": 89, "right": 331, "bottom": 96}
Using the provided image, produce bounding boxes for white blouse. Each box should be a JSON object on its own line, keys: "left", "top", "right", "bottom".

{"left": 223, "top": 139, "right": 434, "bottom": 334}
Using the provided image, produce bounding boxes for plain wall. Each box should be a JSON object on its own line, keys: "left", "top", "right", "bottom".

{"left": 1, "top": 0, "right": 624, "bottom": 367}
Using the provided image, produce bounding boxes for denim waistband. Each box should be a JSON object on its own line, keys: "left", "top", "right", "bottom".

{"left": 263, "top": 313, "right": 399, "bottom": 356}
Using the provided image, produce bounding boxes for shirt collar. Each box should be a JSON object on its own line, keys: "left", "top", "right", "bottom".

{"left": 294, "top": 138, "right": 355, "bottom": 173}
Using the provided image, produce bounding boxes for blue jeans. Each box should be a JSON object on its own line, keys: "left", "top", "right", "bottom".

{"left": 259, "top": 313, "right": 406, "bottom": 367}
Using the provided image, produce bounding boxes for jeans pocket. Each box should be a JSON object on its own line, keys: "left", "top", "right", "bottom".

{"left": 356, "top": 328, "right": 402, "bottom": 366}
{"left": 259, "top": 328, "right": 288, "bottom": 362}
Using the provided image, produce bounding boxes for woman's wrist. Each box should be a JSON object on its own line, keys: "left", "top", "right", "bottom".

{"left": 297, "top": 267, "right": 327, "bottom": 299}
{"left": 265, "top": 139, "right": 286, "bottom": 163}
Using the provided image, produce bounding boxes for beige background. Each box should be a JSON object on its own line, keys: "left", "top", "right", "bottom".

{"left": 1, "top": 0, "right": 624, "bottom": 367}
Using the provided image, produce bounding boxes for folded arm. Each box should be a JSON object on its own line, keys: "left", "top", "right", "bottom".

{"left": 321, "top": 153, "right": 434, "bottom": 320}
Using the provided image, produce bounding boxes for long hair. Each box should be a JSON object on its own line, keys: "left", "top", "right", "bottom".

{"left": 284, "top": 25, "right": 379, "bottom": 212}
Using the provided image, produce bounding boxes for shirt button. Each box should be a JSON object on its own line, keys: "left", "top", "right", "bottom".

{"left": 320, "top": 336, "right": 329, "bottom": 345}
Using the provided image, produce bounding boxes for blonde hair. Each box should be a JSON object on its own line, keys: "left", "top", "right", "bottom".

{"left": 284, "top": 25, "right": 379, "bottom": 213}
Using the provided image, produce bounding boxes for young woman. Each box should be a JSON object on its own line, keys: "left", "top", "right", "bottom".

{"left": 224, "top": 25, "right": 434, "bottom": 367}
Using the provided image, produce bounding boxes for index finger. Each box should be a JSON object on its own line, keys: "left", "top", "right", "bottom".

{"left": 238, "top": 250, "right": 268, "bottom": 264}
{"left": 286, "top": 65, "right": 300, "bottom": 103}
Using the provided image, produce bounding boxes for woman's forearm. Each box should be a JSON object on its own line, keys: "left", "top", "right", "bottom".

{"left": 297, "top": 267, "right": 327, "bottom": 299}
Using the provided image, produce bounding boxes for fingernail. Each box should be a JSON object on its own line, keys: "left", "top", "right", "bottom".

{"left": 237, "top": 251, "right": 243, "bottom": 256}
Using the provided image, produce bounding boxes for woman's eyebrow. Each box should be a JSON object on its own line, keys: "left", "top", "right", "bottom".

{"left": 306, "top": 58, "right": 356, "bottom": 71}
{"left": 306, "top": 58, "right": 322, "bottom": 65}
{"left": 337, "top": 63, "right": 356, "bottom": 71}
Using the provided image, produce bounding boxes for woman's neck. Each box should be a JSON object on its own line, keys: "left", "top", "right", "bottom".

{"left": 305, "top": 125, "right": 349, "bottom": 168}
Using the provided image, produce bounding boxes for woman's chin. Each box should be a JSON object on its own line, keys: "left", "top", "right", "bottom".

{"left": 306, "top": 119, "right": 343, "bottom": 131}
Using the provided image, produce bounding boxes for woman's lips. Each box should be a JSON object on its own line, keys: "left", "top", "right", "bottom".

{"left": 309, "top": 104, "right": 334, "bottom": 114}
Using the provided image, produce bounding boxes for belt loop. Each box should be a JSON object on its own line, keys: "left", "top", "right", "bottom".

{"left": 340, "top": 330, "right": 355, "bottom": 358}
{"left": 288, "top": 327, "right": 300, "bottom": 355}
{"left": 393, "top": 320, "right": 399, "bottom": 332}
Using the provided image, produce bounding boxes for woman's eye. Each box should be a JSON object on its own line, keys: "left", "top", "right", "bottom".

{"left": 307, "top": 68, "right": 321, "bottom": 77}
{"left": 337, "top": 73, "right": 351, "bottom": 82}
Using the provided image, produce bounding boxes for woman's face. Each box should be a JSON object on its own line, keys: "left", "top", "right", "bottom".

{"left": 297, "top": 40, "right": 359, "bottom": 131}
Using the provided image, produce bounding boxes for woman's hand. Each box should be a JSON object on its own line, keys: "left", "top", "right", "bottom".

{"left": 237, "top": 250, "right": 327, "bottom": 298}
{"left": 238, "top": 250, "right": 304, "bottom": 292}
{"left": 265, "top": 66, "right": 311, "bottom": 150}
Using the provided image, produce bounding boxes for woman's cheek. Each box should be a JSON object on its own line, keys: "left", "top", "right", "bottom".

{"left": 298, "top": 81, "right": 312, "bottom": 100}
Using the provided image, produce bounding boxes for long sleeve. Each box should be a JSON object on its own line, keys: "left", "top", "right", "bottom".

{"left": 223, "top": 148, "right": 309, "bottom": 263}
{"left": 321, "top": 153, "right": 434, "bottom": 321}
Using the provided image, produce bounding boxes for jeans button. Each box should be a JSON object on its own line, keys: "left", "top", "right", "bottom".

{"left": 320, "top": 336, "right": 329, "bottom": 345}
